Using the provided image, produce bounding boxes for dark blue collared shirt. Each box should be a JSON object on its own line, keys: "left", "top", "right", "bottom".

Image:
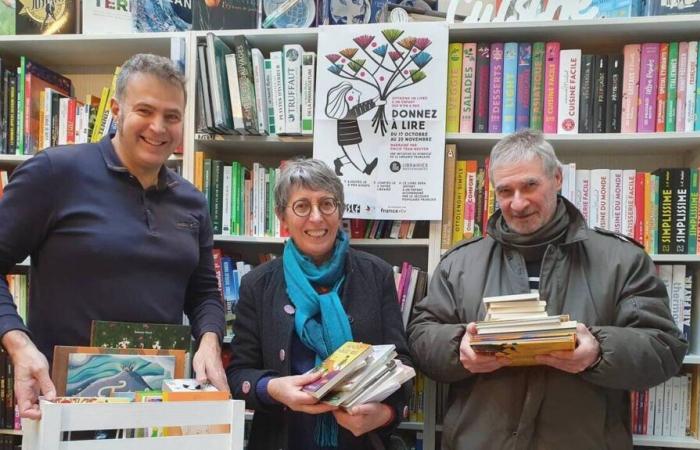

{"left": 0, "top": 135, "right": 224, "bottom": 361}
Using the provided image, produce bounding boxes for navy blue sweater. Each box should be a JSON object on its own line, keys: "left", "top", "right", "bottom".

{"left": 0, "top": 136, "right": 225, "bottom": 361}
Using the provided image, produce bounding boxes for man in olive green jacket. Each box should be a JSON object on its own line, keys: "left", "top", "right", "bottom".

{"left": 407, "top": 130, "right": 687, "bottom": 450}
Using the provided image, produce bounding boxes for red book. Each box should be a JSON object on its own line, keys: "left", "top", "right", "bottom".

{"left": 488, "top": 43, "right": 504, "bottom": 133}
{"left": 542, "top": 42, "right": 560, "bottom": 133}
{"left": 473, "top": 43, "right": 491, "bottom": 133}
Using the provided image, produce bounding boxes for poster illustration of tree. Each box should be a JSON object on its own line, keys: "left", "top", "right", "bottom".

{"left": 314, "top": 23, "right": 448, "bottom": 220}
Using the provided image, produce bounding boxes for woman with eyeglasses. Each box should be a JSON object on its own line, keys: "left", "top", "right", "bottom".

{"left": 226, "top": 158, "right": 412, "bottom": 450}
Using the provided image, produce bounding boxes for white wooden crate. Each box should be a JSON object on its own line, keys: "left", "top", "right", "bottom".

{"left": 22, "top": 399, "right": 245, "bottom": 450}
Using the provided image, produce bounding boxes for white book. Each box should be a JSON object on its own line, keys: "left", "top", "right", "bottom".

{"left": 264, "top": 59, "right": 276, "bottom": 135}
{"left": 274, "top": 167, "right": 281, "bottom": 236}
{"left": 270, "top": 51, "right": 286, "bottom": 135}
{"left": 557, "top": 49, "right": 581, "bottom": 134}
{"left": 663, "top": 378, "right": 673, "bottom": 436}
{"left": 81, "top": 0, "right": 133, "bottom": 34}
{"left": 222, "top": 165, "right": 232, "bottom": 235}
{"left": 251, "top": 49, "right": 269, "bottom": 135}
{"left": 567, "top": 163, "right": 576, "bottom": 202}
{"left": 401, "top": 267, "right": 420, "bottom": 328}
{"left": 622, "top": 169, "right": 636, "bottom": 238}
{"left": 671, "top": 264, "right": 685, "bottom": 332}
{"left": 654, "top": 380, "right": 665, "bottom": 435}
{"left": 647, "top": 385, "right": 656, "bottom": 435}
{"left": 58, "top": 97, "right": 70, "bottom": 146}
{"left": 575, "top": 169, "right": 591, "bottom": 226}
{"left": 685, "top": 41, "right": 698, "bottom": 132}
{"left": 42, "top": 88, "right": 56, "bottom": 149}
{"left": 590, "top": 169, "right": 610, "bottom": 230}
{"left": 301, "top": 52, "right": 316, "bottom": 135}
{"left": 670, "top": 375, "right": 682, "bottom": 436}
{"left": 610, "top": 169, "right": 624, "bottom": 233}
{"left": 283, "top": 44, "right": 304, "bottom": 135}
{"left": 657, "top": 264, "right": 673, "bottom": 300}
{"left": 258, "top": 165, "right": 267, "bottom": 236}
{"left": 224, "top": 53, "right": 246, "bottom": 133}
{"left": 252, "top": 163, "right": 261, "bottom": 236}
{"left": 679, "top": 373, "right": 690, "bottom": 437}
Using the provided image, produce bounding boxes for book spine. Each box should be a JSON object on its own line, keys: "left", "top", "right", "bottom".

{"left": 696, "top": 42, "right": 700, "bottom": 131}
{"left": 37, "top": 90, "right": 45, "bottom": 151}
{"left": 656, "top": 43, "right": 669, "bottom": 132}
{"left": 684, "top": 41, "right": 698, "bottom": 133}
{"left": 675, "top": 42, "right": 689, "bottom": 132}
{"left": 634, "top": 172, "right": 645, "bottom": 244}
{"left": 620, "top": 44, "right": 641, "bottom": 133}
{"left": 529, "top": 42, "right": 545, "bottom": 131}
{"left": 473, "top": 43, "right": 490, "bottom": 133}
{"left": 657, "top": 169, "right": 673, "bottom": 254}
{"left": 441, "top": 145, "right": 457, "bottom": 250}
{"left": 610, "top": 169, "right": 624, "bottom": 233}
{"left": 459, "top": 43, "right": 476, "bottom": 134}
{"left": 673, "top": 169, "right": 689, "bottom": 254}
{"left": 234, "top": 35, "right": 259, "bottom": 134}
{"left": 463, "top": 160, "right": 477, "bottom": 239}
{"left": 575, "top": 169, "right": 591, "bottom": 225}
{"left": 557, "top": 49, "right": 581, "bottom": 134}
{"left": 622, "top": 169, "right": 636, "bottom": 238}
{"left": 270, "top": 51, "right": 285, "bottom": 135}
{"left": 16, "top": 60, "right": 25, "bottom": 155}
{"left": 222, "top": 165, "right": 232, "bottom": 235}
{"left": 666, "top": 42, "right": 679, "bottom": 132}
{"left": 283, "top": 44, "right": 303, "bottom": 135}
{"left": 251, "top": 49, "right": 269, "bottom": 135}
{"left": 590, "top": 169, "right": 610, "bottom": 230}
{"left": 66, "top": 98, "right": 77, "bottom": 145}
{"left": 515, "top": 43, "right": 532, "bottom": 131}
{"left": 578, "top": 54, "right": 594, "bottom": 133}
{"left": 542, "top": 42, "right": 560, "bottom": 133}
{"left": 446, "top": 42, "right": 463, "bottom": 133}
{"left": 452, "top": 160, "right": 466, "bottom": 245}
{"left": 605, "top": 54, "right": 623, "bottom": 133}
{"left": 263, "top": 59, "right": 276, "bottom": 135}
{"left": 211, "top": 160, "right": 224, "bottom": 235}
{"left": 57, "top": 97, "right": 68, "bottom": 146}
{"left": 488, "top": 43, "right": 504, "bottom": 133}
{"left": 688, "top": 168, "right": 698, "bottom": 255}
{"left": 224, "top": 52, "right": 244, "bottom": 133}
{"left": 301, "top": 52, "right": 315, "bottom": 136}
{"left": 637, "top": 43, "right": 660, "bottom": 132}
{"left": 473, "top": 166, "right": 485, "bottom": 237}
{"left": 644, "top": 172, "right": 652, "bottom": 253}
{"left": 501, "top": 42, "right": 518, "bottom": 133}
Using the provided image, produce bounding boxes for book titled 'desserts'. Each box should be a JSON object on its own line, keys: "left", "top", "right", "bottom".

{"left": 471, "top": 293, "right": 577, "bottom": 366}
{"left": 302, "top": 341, "right": 415, "bottom": 408}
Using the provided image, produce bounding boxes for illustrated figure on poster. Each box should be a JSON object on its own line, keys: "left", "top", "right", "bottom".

{"left": 325, "top": 29, "right": 434, "bottom": 136}
{"left": 325, "top": 81, "right": 383, "bottom": 176}
{"left": 41, "top": 0, "right": 56, "bottom": 30}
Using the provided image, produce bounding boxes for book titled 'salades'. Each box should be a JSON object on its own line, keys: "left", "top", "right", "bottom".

{"left": 16, "top": 0, "right": 76, "bottom": 34}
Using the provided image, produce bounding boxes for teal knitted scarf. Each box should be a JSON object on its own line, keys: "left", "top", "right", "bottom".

{"left": 283, "top": 230, "right": 352, "bottom": 447}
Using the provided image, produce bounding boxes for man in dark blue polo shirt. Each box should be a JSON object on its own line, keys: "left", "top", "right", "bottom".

{"left": 0, "top": 54, "right": 227, "bottom": 419}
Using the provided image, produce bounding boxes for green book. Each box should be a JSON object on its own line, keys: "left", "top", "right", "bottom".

{"left": 90, "top": 320, "right": 191, "bottom": 351}
{"left": 529, "top": 42, "right": 546, "bottom": 131}
{"left": 16, "top": 58, "right": 25, "bottom": 155}
{"left": 666, "top": 42, "right": 679, "bottom": 132}
{"left": 211, "top": 159, "right": 224, "bottom": 235}
{"left": 203, "top": 158, "right": 212, "bottom": 215}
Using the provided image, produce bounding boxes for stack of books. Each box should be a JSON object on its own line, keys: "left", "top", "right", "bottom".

{"left": 471, "top": 293, "right": 578, "bottom": 366}
{"left": 302, "top": 341, "right": 415, "bottom": 409}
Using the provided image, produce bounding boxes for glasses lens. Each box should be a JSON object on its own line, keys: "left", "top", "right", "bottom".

{"left": 320, "top": 198, "right": 337, "bottom": 215}
{"left": 292, "top": 200, "right": 311, "bottom": 217}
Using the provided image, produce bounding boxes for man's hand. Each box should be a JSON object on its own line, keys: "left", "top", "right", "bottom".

{"left": 460, "top": 322, "right": 511, "bottom": 373}
{"left": 536, "top": 323, "right": 601, "bottom": 373}
{"left": 333, "top": 402, "right": 393, "bottom": 436}
{"left": 192, "top": 332, "right": 229, "bottom": 392}
{"left": 267, "top": 371, "right": 338, "bottom": 415}
{"left": 2, "top": 330, "right": 55, "bottom": 420}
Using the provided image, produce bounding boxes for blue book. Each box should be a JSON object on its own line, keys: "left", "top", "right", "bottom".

{"left": 222, "top": 256, "right": 234, "bottom": 304}
{"left": 501, "top": 42, "right": 518, "bottom": 134}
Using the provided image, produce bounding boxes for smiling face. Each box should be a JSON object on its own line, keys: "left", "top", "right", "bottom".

{"left": 492, "top": 157, "right": 562, "bottom": 235}
{"left": 278, "top": 186, "right": 342, "bottom": 265}
{"left": 110, "top": 73, "right": 185, "bottom": 182}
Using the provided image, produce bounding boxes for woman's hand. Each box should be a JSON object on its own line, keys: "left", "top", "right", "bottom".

{"left": 267, "top": 371, "right": 338, "bottom": 415}
{"left": 332, "top": 402, "right": 393, "bottom": 436}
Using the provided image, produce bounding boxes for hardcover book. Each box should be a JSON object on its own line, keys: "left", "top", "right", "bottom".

{"left": 90, "top": 320, "right": 192, "bottom": 351}
{"left": 592, "top": 55, "right": 608, "bottom": 133}
{"left": 515, "top": 42, "right": 532, "bottom": 131}
{"left": 16, "top": 0, "right": 76, "bottom": 34}
{"left": 132, "top": 0, "right": 192, "bottom": 32}
{"left": 501, "top": 42, "right": 517, "bottom": 133}
{"left": 81, "top": 0, "right": 132, "bottom": 34}
{"left": 192, "top": 0, "right": 257, "bottom": 30}
{"left": 488, "top": 42, "right": 504, "bottom": 133}
{"left": 473, "top": 42, "right": 490, "bottom": 133}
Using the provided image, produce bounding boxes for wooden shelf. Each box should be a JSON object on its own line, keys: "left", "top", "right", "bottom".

{"left": 449, "top": 15, "right": 700, "bottom": 52}
{"left": 0, "top": 32, "right": 181, "bottom": 67}
{"left": 214, "top": 235, "right": 429, "bottom": 247}
{"left": 633, "top": 434, "right": 700, "bottom": 449}
{"left": 446, "top": 132, "right": 700, "bottom": 156}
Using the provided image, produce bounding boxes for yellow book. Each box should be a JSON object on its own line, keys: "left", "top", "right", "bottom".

{"left": 90, "top": 86, "right": 111, "bottom": 143}
{"left": 441, "top": 144, "right": 457, "bottom": 249}
{"left": 194, "top": 151, "right": 205, "bottom": 192}
{"left": 446, "top": 43, "right": 463, "bottom": 133}
{"left": 472, "top": 333, "right": 576, "bottom": 366}
{"left": 302, "top": 341, "right": 372, "bottom": 400}
{"left": 452, "top": 160, "right": 467, "bottom": 245}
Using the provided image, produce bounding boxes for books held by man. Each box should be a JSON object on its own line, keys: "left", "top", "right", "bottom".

{"left": 471, "top": 293, "right": 577, "bottom": 366}
{"left": 302, "top": 341, "right": 415, "bottom": 408}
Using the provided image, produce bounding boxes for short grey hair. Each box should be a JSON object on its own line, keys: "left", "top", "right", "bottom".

{"left": 115, "top": 53, "right": 186, "bottom": 103}
{"left": 489, "top": 129, "right": 562, "bottom": 180}
{"left": 274, "top": 159, "right": 345, "bottom": 217}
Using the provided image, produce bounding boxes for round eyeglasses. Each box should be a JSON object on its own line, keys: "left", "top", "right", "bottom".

{"left": 289, "top": 198, "right": 339, "bottom": 217}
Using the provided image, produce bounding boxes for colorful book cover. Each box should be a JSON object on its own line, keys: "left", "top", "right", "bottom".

{"left": 302, "top": 341, "right": 372, "bottom": 399}
{"left": 634, "top": 172, "right": 645, "bottom": 244}
{"left": 620, "top": 44, "right": 641, "bottom": 133}
{"left": 132, "top": 0, "right": 192, "bottom": 32}
{"left": 474, "top": 42, "right": 490, "bottom": 133}
{"left": 459, "top": 43, "right": 476, "bottom": 134}
{"left": 557, "top": 49, "right": 581, "bottom": 134}
{"left": 542, "top": 41, "right": 560, "bottom": 133}
{"left": 515, "top": 43, "right": 532, "bottom": 131}
{"left": 192, "top": 0, "right": 257, "bottom": 30}
{"left": 0, "top": 0, "right": 15, "bottom": 34}
{"left": 452, "top": 160, "right": 466, "bottom": 245}
{"left": 688, "top": 168, "right": 698, "bottom": 255}
{"left": 463, "top": 160, "right": 477, "bottom": 239}
{"left": 501, "top": 42, "right": 517, "bottom": 134}
{"left": 488, "top": 42, "right": 504, "bottom": 133}
{"left": 445, "top": 42, "right": 462, "bottom": 133}
{"left": 16, "top": 0, "right": 76, "bottom": 34}
{"left": 675, "top": 41, "right": 689, "bottom": 132}
{"left": 656, "top": 42, "right": 669, "bottom": 132}
{"left": 655, "top": 169, "right": 673, "bottom": 254}
{"left": 529, "top": 42, "right": 545, "bottom": 131}
{"left": 666, "top": 42, "right": 679, "bottom": 132}
{"left": 90, "top": 320, "right": 192, "bottom": 351}
{"left": 637, "top": 43, "right": 660, "bottom": 133}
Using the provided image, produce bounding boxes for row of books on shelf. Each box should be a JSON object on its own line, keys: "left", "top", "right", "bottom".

{"left": 630, "top": 368, "right": 699, "bottom": 439}
{"left": 657, "top": 264, "right": 693, "bottom": 346}
{"left": 445, "top": 40, "right": 700, "bottom": 135}
{"left": 442, "top": 152, "right": 700, "bottom": 256}
{"left": 211, "top": 249, "right": 253, "bottom": 321}
{"left": 196, "top": 33, "right": 315, "bottom": 137}
{"left": 0, "top": 57, "right": 121, "bottom": 155}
